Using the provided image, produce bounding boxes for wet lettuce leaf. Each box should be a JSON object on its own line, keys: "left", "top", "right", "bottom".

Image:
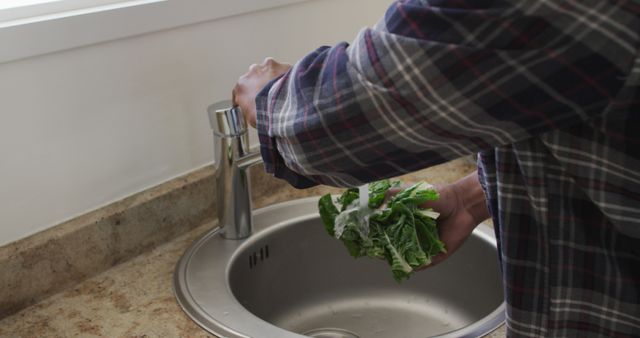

{"left": 318, "top": 180, "right": 445, "bottom": 282}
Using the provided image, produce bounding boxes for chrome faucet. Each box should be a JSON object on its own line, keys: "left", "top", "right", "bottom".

{"left": 207, "top": 101, "right": 262, "bottom": 239}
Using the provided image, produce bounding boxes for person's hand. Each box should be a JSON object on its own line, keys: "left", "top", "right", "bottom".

{"left": 391, "top": 171, "right": 490, "bottom": 269}
{"left": 232, "top": 57, "right": 292, "bottom": 128}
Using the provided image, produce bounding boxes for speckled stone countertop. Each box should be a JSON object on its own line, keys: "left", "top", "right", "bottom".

{"left": 0, "top": 159, "right": 505, "bottom": 338}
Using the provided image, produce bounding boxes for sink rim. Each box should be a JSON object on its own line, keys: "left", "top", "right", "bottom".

{"left": 173, "top": 196, "right": 505, "bottom": 338}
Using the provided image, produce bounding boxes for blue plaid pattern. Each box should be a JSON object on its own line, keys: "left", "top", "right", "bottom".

{"left": 255, "top": 1, "right": 640, "bottom": 336}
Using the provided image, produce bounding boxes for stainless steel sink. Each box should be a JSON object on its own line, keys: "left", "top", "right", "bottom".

{"left": 173, "top": 196, "right": 505, "bottom": 338}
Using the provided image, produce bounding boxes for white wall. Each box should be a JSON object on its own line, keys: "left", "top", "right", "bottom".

{"left": 0, "top": 0, "right": 390, "bottom": 245}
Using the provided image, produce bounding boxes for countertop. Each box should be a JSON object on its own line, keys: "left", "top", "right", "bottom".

{"left": 0, "top": 159, "right": 506, "bottom": 338}
{"left": 0, "top": 221, "right": 216, "bottom": 338}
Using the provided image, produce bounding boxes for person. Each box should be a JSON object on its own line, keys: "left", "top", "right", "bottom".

{"left": 232, "top": 1, "right": 640, "bottom": 337}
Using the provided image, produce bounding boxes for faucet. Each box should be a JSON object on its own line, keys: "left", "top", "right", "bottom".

{"left": 207, "top": 101, "right": 262, "bottom": 239}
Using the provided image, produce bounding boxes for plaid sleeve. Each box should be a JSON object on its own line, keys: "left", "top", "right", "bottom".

{"left": 255, "top": 0, "right": 638, "bottom": 188}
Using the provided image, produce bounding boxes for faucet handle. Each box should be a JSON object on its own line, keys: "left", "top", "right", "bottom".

{"left": 207, "top": 100, "right": 247, "bottom": 137}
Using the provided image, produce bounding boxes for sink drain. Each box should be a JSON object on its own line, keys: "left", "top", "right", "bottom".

{"left": 303, "top": 327, "right": 360, "bottom": 338}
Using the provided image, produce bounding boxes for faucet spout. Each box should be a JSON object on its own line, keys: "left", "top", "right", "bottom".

{"left": 236, "top": 151, "right": 262, "bottom": 170}
{"left": 208, "top": 101, "right": 263, "bottom": 239}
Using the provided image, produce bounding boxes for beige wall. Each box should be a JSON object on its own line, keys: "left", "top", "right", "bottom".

{"left": 0, "top": 0, "right": 391, "bottom": 245}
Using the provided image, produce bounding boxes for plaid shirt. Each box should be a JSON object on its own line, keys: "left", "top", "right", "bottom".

{"left": 255, "top": 1, "right": 640, "bottom": 337}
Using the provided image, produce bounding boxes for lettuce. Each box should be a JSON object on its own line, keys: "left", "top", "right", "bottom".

{"left": 318, "top": 180, "right": 445, "bottom": 282}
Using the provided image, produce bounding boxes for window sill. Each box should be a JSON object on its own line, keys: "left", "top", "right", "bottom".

{"left": 0, "top": 0, "right": 311, "bottom": 64}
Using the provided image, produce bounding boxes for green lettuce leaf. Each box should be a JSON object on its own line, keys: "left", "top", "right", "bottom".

{"left": 318, "top": 180, "right": 445, "bottom": 282}
{"left": 318, "top": 194, "right": 339, "bottom": 237}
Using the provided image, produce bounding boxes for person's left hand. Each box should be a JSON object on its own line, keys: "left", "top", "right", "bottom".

{"left": 232, "top": 57, "right": 291, "bottom": 128}
{"left": 386, "top": 172, "right": 489, "bottom": 270}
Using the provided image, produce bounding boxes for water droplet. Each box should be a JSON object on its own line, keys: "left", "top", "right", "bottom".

{"left": 359, "top": 184, "right": 369, "bottom": 209}
{"left": 328, "top": 305, "right": 336, "bottom": 315}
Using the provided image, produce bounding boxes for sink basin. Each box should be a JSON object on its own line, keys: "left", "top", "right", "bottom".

{"left": 174, "top": 197, "right": 505, "bottom": 338}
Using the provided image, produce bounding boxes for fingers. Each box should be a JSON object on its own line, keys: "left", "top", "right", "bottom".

{"left": 242, "top": 58, "right": 291, "bottom": 77}
{"left": 414, "top": 252, "right": 447, "bottom": 271}
{"left": 262, "top": 57, "right": 276, "bottom": 66}
{"left": 386, "top": 184, "right": 446, "bottom": 211}
{"left": 261, "top": 56, "right": 290, "bottom": 68}
{"left": 232, "top": 57, "right": 292, "bottom": 129}
{"left": 233, "top": 57, "right": 290, "bottom": 100}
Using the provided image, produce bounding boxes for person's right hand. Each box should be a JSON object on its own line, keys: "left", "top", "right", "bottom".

{"left": 396, "top": 171, "right": 490, "bottom": 269}
{"left": 232, "top": 57, "right": 291, "bottom": 128}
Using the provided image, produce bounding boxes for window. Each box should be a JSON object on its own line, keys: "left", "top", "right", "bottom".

{"left": 0, "top": 0, "right": 144, "bottom": 23}
{"left": 0, "top": 0, "right": 61, "bottom": 11}
{"left": 0, "top": 0, "right": 310, "bottom": 64}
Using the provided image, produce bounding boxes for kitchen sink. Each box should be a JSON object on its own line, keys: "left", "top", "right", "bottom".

{"left": 173, "top": 196, "right": 505, "bottom": 338}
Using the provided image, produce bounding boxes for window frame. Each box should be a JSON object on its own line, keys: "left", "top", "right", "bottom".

{"left": 0, "top": 0, "right": 135, "bottom": 21}
{"left": 0, "top": 0, "right": 312, "bottom": 64}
